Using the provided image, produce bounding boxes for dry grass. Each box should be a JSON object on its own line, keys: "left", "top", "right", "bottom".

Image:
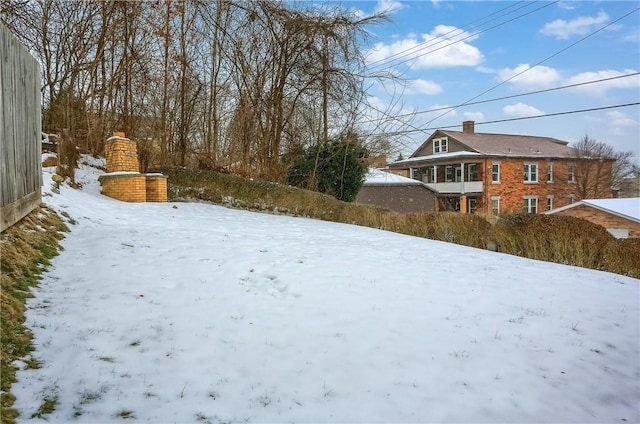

{"left": 1, "top": 206, "right": 67, "bottom": 424}
{"left": 41, "top": 156, "right": 58, "bottom": 168}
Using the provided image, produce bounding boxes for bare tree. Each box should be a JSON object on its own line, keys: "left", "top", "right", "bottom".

{"left": 8, "top": 0, "right": 398, "bottom": 178}
{"left": 571, "top": 134, "right": 635, "bottom": 199}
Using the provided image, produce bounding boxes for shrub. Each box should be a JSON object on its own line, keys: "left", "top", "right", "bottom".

{"left": 491, "top": 214, "right": 614, "bottom": 270}
{"left": 287, "top": 132, "right": 368, "bottom": 202}
{"left": 603, "top": 238, "right": 640, "bottom": 278}
{"left": 390, "top": 212, "right": 491, "bottom": 249}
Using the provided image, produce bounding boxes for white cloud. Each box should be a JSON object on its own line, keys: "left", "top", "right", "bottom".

{"left": 374, "top": 0, "right": 406, "bottom": 14}
{"left": 557, "top": 1, "right": 578, "bottom": 11}
{"left": 476, "top": 66, "right": 497, "bottom": 74}
{"left": 498, "top": 64, "right": 562, "bottom": 90}
{"left": 463, "top": 111, "right": 485, "bottom": 122}
{"left": 366, "top": 25, "right": 483, "bottom": 70}
{"left": 409, "top": 79, "right": 443, "bottom": 95}
{"left": 622, "top": 31, "right": 640, "bottom": 43}
{"left": 498, "top": 64, "right": 640, "bottom": 96}
{"left": 431, "top": 0, "right": 442, "bottom": 9}
{"left": 607, "top": 110, "right": 638, "bottom": 136}
{"left": 503, "top": 103, "right": 545, "bottom": 118}
{"left": 565, "top": 69, "right": 640, "bottom": 96}
{"left": 540, "top": 11, "right": 610, "bottom": 40}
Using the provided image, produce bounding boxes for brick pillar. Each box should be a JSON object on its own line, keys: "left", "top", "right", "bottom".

{"left": 104, "top": 133, "right": 139, "bottom": 173}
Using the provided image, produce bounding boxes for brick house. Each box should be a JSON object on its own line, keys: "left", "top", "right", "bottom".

{"left": 544, "top": 198, "right": 640, "bottom": 238}
{"left": 356, "top": 169, "right": 437, "bottom": 213}
{"left": 387, "top": 121, "right": 614, "bottom": 215}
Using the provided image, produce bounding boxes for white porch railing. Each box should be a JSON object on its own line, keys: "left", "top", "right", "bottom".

{"left": 424, "top": 181, "right": 483, "bottom": 194}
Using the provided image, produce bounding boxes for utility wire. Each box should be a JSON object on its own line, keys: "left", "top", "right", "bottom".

{"left": 366, "top": 0, "right": 532, "bottom": 68}
{"left": 362, "top": 72, "right": 640, "bottom": 125}
{"left": 374, "top": 102, "right": 640, "bottom": 137}
{"left": 367, "top": 1, "right": 558, "bottom": 71}
{"left": 424, "top": 7, "right": 640, "bottom": 128}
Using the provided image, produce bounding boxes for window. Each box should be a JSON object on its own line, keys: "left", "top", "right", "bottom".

{"left": 433, "top": 138, "right": 448, "bottom": 154}
{"left": 492, "top": 162, "right": 501, "bottom": 183}
{"left": 547, "top": 195, "right": 554, "bottom": 211}
{"left": 547, "top": 162, "right": 553, "bottom": 183}
{"left": 491, "top": 197, "right": 500, "bottom": 215}
{"left": 468, "top": 164, "right": 478, "bottom": 181}
{"left": 524, "top": 162, "right": 538, "bottom": 183}
{"left": 523, "top": 196, "right": 538, "bottom": 214}
{"left": 455, "top": 166, "right": 463, "bottom": 182}
{"left": 568, "top": 163, "right": 575, "bottom": 183}
{"left": 468, "top": 198, "right": 477, "bottom": 214}
{"left": 569, "top": 194, "right": 575, "bottom": 204}
{"left": 410, "top": 168, "right": 416, "bottom": 180}
{"left": 431, "top": 166, "right": 437, "bottom": 183}
{"left": 445, "top": 166, "right": 453, "bottom": 182}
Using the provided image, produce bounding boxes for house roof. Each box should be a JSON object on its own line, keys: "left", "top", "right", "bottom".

{"left": 545, "top": 198, "right": 640, "bottom": 223}
{"left": 439, "top": 130, "right": 574, "bottom": 157}
{"left": 408, "top": 129, "right": 576, "bottom": 159}
{"left": 363, "top": 168, "right": 423, "bottom": 186}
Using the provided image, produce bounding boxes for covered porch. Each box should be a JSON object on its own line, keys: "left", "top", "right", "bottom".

{"left": 409, "top": 161, "right": 484, "bottom": 195}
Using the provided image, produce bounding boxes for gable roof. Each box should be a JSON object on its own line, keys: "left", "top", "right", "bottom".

{"left": 545, "top": 198, "right": 640, "bottom": 223}
{"left": 409, "top": 129, "right": 576, "bottom": 159}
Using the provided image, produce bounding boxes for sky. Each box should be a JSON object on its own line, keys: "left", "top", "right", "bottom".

{"left": 333, "top": 1, "right": 640, "bottom": 164}
{"left": 11, "top": 154, "right": 640, "bottom": 422}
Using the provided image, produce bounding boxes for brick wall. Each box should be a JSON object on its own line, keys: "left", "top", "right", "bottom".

{"left": 552, "top": 204, "right": 640, "bottom": 238}
{"left": 98, "top": 174, "right": 147, "bottom": 202}
{"left": 484, "top": 158, "right": 613, "bottom": 215}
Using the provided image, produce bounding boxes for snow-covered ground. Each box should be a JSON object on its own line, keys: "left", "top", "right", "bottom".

{"left": 12, "top": 156, "right": 640, "bottom": 423}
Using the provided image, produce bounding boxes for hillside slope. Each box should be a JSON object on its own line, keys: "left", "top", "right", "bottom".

{"left": 11, "top": 158, "right": 640, "bottom": 423}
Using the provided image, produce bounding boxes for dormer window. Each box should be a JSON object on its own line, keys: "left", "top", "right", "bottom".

{"left": 433, "top": 137, "right": 448, "bottom": 154}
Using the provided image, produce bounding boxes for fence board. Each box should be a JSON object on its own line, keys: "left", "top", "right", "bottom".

{"left": 0, "top": 24, "right": 42, "bottom": 232}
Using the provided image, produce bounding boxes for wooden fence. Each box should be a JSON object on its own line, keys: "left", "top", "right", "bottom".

{"left": 1, "top": 24, "right": 42, "bottom": 232}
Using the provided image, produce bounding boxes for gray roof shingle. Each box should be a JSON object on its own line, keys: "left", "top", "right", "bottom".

{"left": 439, "top": 130, "right": 575, "bottom": 158}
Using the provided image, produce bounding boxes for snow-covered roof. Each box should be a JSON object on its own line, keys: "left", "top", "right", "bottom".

{"left": 546, "top": 198, "right": 640, "bottom": 222}
{"left": 393, "top": 151, "right": 482, "bottom": 165}
{"left": 363, "top": 168, "right": 422, "bottom": 185}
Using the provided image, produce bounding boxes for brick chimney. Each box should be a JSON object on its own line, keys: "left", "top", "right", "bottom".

{"left": 462, "top": 121, "right": 475, "bottom": 133}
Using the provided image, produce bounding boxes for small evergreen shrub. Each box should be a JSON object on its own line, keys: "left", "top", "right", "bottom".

{"left": 287, "top": 133, "right": 368, "bottom": 202}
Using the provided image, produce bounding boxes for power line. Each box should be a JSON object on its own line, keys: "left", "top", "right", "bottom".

{"left": 425, "top": 7, "right": 640, "bottom": 128}
{"left": 364, "top": 72, "right": 640, "bottom": 124}
{"left": 366, "top": 1, "right": 533, "bottom": 68}
{"left": 359, "top": 72, "right": 640, "bottom": 144}
{"left": 374, "top": 102, "right": 640, "bottom": 137}
{"left": 367, "top": 1, "right": 558, "bottom": 71}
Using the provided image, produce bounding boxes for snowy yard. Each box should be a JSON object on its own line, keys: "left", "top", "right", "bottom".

{"left": 12, "top": 157, "right": 640, "bottom": 423}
